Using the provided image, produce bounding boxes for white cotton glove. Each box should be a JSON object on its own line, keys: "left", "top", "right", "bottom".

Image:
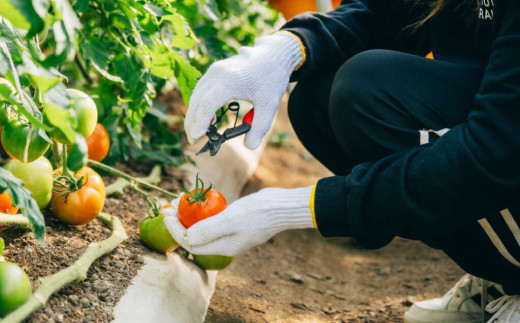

{"left": 185, "top": 32, "right": 303, "bottom": 150}
{"left": 163, "top": 186, "right": 314, "bottom": 257}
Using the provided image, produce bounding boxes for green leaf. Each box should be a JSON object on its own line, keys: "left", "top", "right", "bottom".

{"left": 162, "top": 14, "right": 196, "bottom": 49}
{"left": 0, "top": 0, "right": 45, "bottom": 37}
{"left": 43, "top": 85, "right": 76, "bottom": 143}
{"left": 171, "top": 51, "right": 201, "bottom": 106}
{"left": 80, "top": 41, "right": 123, "bottom": 83}
{"left": 0, "top": 168, "right": 45, "bottom": 246}
{"left": 126, "top": 122, "right": 142, "bottom": 149}
{"left": 74, "top": 0, "right": 89, "bottom": 13}
{"left": 67, "top": 134, "right": 88, "bottom": 172}
{"left": 0, "top": 237, "right": 4, "bottom": 257}
{"left": 143, "top": 3, "right": 169, "bottom": 17}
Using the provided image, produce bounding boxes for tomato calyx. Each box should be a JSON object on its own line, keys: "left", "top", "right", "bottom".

{"left": 52, "top": 172, "right": 87, "bottom": 200}
{"left": 181, "top": 174, "right": 212, "bottom": 205}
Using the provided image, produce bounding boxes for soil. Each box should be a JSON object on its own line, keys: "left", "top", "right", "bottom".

{"left": 205, "top": 95, "right": 465, "bottom": 323}
{"left": 1, "top": 161, "right": 186, "bottom": 323}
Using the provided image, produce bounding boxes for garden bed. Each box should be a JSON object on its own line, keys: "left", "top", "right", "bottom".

{"left": 1, "top": 161, "right": 185, "bottom": 323}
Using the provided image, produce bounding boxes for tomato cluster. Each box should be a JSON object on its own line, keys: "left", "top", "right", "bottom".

{"left": 177, "top": 182, "right": 234, "bottom": 270}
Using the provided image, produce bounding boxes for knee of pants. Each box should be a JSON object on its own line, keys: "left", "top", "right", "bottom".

{"left": 287, "top": 80, "right": 319, "bottom": 139}
{"left": 328, "top": 50, "right": 396, "bottom": 157}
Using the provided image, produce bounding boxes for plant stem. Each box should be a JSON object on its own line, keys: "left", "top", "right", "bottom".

{"left": 132, "top": 184, "right": 158, "bottom": 211}
{"left": 0, "top": 213, "right": 127, "bottom": 323}
{"left": 104, "top": 165, "right": 161, "bottom": 196}
{"left": 52, "top": 141, "right": 62, "bottom": 168}
{"left": 62, "top": 143, "right": 69, "bottom": 176}
{"left": 74, "top": 56, "right": 92, "bottom": 84}
{"left": 87, "top": 160, "right": 178, "bottom": 199}
{"left": 0, "top": 213, "right": 30, "bottom": 229}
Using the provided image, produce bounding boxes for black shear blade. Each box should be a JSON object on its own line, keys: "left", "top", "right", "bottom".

{"left": 196, "top": 125, "right": 224, "bottom": 156}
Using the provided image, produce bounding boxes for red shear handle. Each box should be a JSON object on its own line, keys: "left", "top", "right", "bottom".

{"left": 242, "top": 108, "right": 254, "bottom": 126}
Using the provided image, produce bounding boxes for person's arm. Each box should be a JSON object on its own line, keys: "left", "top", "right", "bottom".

{"left": 313, "top": 0, "right": 520, "bottom": 249}
{"left": 282, "top": 0, "right": 434, "bottom": 80}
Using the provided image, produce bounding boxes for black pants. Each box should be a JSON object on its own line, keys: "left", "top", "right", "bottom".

{"left": 288, "top": 50, "right": 520, "bottom": 294}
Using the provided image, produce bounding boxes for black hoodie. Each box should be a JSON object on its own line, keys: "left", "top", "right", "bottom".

{"left": 281, "top": 0, "right": 520, "bottom": 248}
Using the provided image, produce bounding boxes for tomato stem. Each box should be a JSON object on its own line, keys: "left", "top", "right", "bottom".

{"left": 131, "top": 184, "right": 161, "bottom": 216}
{"left": 87, "top": 160, "right": 178, "bottom": 199}
{"left": 181, "top": 173, "right": 212, "bottom": 205}
{"left": 62, "top": 143, "right": 70, "bottom": 177}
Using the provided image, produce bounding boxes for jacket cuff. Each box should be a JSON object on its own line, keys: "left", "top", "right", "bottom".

{"left": 314, "top": 176, "right": 352, "bottom": 237}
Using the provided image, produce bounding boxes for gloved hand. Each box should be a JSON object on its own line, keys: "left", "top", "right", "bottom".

{"left": 163, "top": 186, "right": 314, "bottom": 257}
{"left": 184, "top": 32, "right": 304, "bottom": 150}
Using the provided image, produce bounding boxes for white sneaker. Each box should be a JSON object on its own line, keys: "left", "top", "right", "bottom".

{"left": 404, "top": 274, "right": 505, "bottom": 323}
{"left": 486, "top": 295, "right": 520, "bottom": 323}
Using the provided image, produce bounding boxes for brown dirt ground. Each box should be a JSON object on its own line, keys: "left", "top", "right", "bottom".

{"left": 205, "top": 96, "right": 465, "bottom": 323}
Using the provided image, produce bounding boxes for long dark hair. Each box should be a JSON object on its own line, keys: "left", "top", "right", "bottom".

{"left": 416, "top": 0, "right": 480, "bottom": 27}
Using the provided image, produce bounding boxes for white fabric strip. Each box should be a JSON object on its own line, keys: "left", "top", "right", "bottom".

{"left": 478, "top": 218, "right": 520, "bottom": 268}
{"left": 500, "top": 209, "right": 520, "bottom": 246}
{"left": 418, "top": 128, "right": 450, "bottom": 145}
{"left": 419, "top": 130, "right": 429, "bottom": 145}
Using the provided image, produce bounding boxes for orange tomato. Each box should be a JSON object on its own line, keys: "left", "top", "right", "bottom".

{"left": 268, "top": 0, "right": 342, "bottom": 20}
{"left": 86, "top": 123, "right": 110, "bottom": 162}
{"left": 0, "top": 190, "right": 18, "bottom": 214}
{"left": 178, "top": 189, "right": 227, "bottom": 228}
{"left": 51, "top": 167, "right": 106, "bottom": 225}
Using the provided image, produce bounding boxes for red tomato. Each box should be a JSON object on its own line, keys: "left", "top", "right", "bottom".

{"left": 51, "top": 167, "right": 106, "bottom": 225}
{"left": 178, "top": 189, "right": 227, "bottom": 228}
{"left": 86, "top": 123, "right": 110, "bottom": 162}
{"left": 0, "top": 190, "right": 18, "bottom": 214}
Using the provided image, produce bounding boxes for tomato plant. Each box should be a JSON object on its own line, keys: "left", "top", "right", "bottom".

{"left": 51, "top": 167, "right": 106, "bottom": 225}
{"left": 5, "top": 157, "right": 54, "bottom": 209}
{"left": 86, "top": 123, "right": 110, "bottom": 162}
{"left": 140, "top": 205, "right": 180, "bottom": 254}
{"left": 0, "top": 261, "right": 32, "bottom": 317}
{"left": 0, "top": 190, "right": 18, "bottom": 214}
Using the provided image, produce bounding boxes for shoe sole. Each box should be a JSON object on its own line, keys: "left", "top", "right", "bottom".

{"left": 404, "top": 317, "right": 481, "bottom": 323}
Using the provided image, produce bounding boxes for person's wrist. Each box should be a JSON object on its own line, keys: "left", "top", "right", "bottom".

{"left": 264, "top": 186, "right": 314, "bottom": 232}
{"left": 254, "top": 32, "right": 304, "bottom": 74}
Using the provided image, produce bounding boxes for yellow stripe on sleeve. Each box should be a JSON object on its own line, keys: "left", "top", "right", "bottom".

{"left": 309, "top": 184, "right": 317, "bottom": 228}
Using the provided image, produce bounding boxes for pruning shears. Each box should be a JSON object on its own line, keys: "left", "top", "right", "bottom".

{"left": 196, "top": 100, "right": 254, "bottom": 156}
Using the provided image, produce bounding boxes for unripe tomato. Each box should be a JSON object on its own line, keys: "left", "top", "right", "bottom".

{"left": 0, "top": 261, "right": 32, "bottom": 317}
{"left": 0, "top": 190, "right": 18, "bottom": 214}
{"left": 51, "top": 167, "right": 106, "bottom": 225}
{"left": 86, "top": 123, "right": 110, "bottom": 162}
{"left": 178, "top": 189, "right": 227, "bottom": 228}
{"left": 192, "top": 254, "right": 234, "bottom": 271}
{"left": 5, "top": 157, "right": 54, "bottom": 209}
{"left": 1, "top": 120, "right": 50, "bottom": 163}
{"left": 139, "top": 205, "right": 180, "bottom": 253}
{"left": 51, "top": 89, "right": 98, "bottom": 144}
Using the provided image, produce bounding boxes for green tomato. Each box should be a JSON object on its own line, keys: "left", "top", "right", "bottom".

{"left": 51, "top": 89, "right": 97, "bottom": 144}
{"left": 5, "top": 157, "right": 54, "bottom": 208}
{"left": 193, "top": 254, "right": 234, "bottom": 271}
{"left": 1, "top": 120, "right": 50, "bottom": 163}
{"left": 139, "top": 212, "right": 180, "bottom": 254}
{"left": 0, "top": 261, "right": 32, "bottom": 317}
